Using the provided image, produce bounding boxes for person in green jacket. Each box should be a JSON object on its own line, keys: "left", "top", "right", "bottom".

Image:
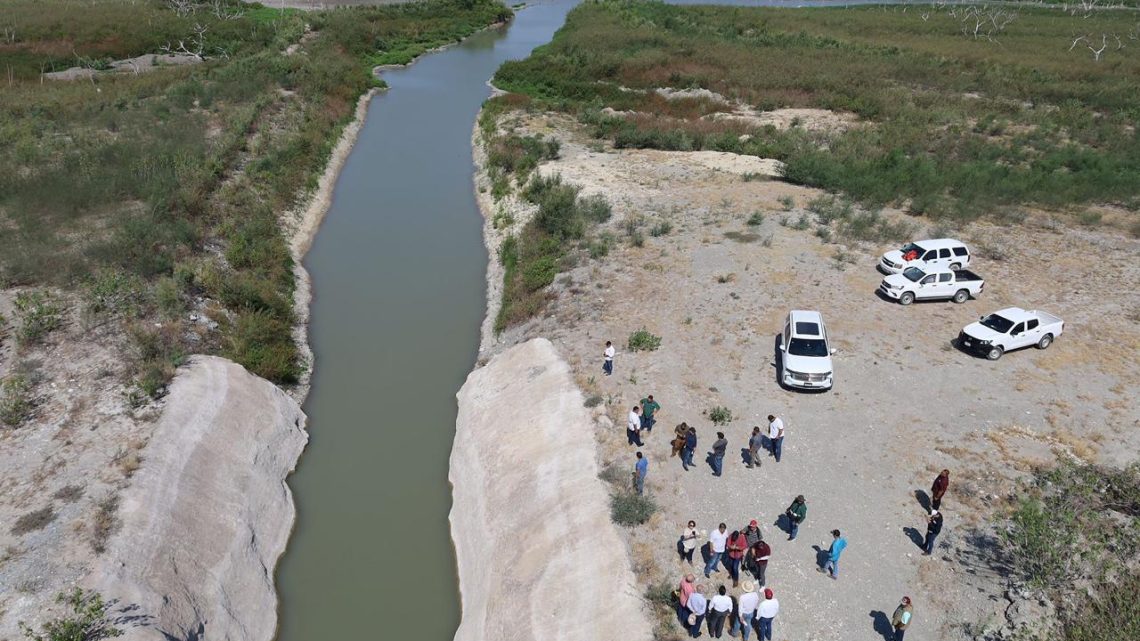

{"left": 640, "top": 395, "right": 661, "bottom": 432}
{"left": 784, "top": 495, "right": 807, "bottom": 541}
{"left": 891, "top": 596, "right": 914, "bottom": 641}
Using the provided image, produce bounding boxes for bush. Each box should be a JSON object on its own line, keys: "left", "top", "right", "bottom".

{"left": 0, "top": 375, "right": 34, "bottom": 427}
{"left": 225, "top": 311, "right": 302, "bottom": 384}
{"left": 650, "top": 221, "right": 673, "bottom": 237}
{"left": 19, "top": 588, "right": 121, "bottom": 641}
{"left": 584, "top": 394, "right": 604, "bottom": 408}
{"left": 14, "top": 291, "right": 63, "bottom": 345}
{"left": 628, "top": 328, "right": 662, "bottom": 352}
{"left": 708, "top": 406, "right": 733, "bottom": 425}
{"left": 611, "top": 491, "right": 657, "bottom": 526}
{"left": 746, "top": 211, "right": 765, "bottom": 226}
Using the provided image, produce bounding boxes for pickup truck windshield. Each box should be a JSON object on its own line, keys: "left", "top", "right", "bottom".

{"left": 980, "top": 314, "right": 1014, "bottom": 333}
{"left": 788, "top": 338, "right": 829, "bottom": 357}
{"left": 902, "top": 267, "right": 926, "bottom": 282}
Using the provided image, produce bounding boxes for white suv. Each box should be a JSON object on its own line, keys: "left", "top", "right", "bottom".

{"left": 778, "top": 310, "right": 835, "bottom": 390}
{"left": 880, "top": 238, "right": 971, "bottom": 274}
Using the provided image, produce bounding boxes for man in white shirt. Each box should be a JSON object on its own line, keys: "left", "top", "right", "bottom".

{"left": 686, "top": 586, "right": 708, "bottom": 638}
{"left": 734, "top": 581, "right": 760, "bottom": 641}
{"left": 704, "top": 522, "right": 729, "bottom": 578}
{"left": 707, "top": 584, "right": 733, "bottom": 638}
{"left": 627, "top": 406, "right": 644, "bottom": 447}
{"left": 767, "top": 414, "right": 785, "bottom": 463}
{"left": 756, "top": 588, "right": 780, "bottom": 641}
{"left": 602, "top": 341, "right": 615, "bottom": 376}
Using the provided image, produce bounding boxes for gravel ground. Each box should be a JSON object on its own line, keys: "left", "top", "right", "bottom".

{"left": 478, "top": 111, "right": 1140, "bottom": 641}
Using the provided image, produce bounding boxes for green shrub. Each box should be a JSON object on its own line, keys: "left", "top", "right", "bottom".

{"left": 778, "top": 196, "right": 794, "bottom": 211}
{"left": 645, "top": 581, "right": 677, "bottom": 608}
{"left": 225, "top": 311, "right": 302, "bottom": 384}
{"left": 584, "top": 394, "right": 604, "bottom": 408}
{"left": 13, "top": 291, "right": 63, "bottom": 346}
{"left": 627, "top": 328, "right": 662, "bottom": 352}
{"left": 0, "top": 375, "right": 34, "bottom": 428}
{"left": 746, "top": 211, "right": 765, "bottom": 226}
{"left": 708, "top": 406, "right": 733, "bottom": 425}
{"left": 611, "top": 491, "right": 657, "bottom": 526}
{"left": 650, "top": 221, "right": 673, "bottom": 237}
{"left": 19, "top": 588, "right": 121, "bottom": 641}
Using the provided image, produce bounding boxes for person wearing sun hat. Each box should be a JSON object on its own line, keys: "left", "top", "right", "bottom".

{"left": 733, "top": 580, "right": 760, "bottom": 640}
{"left": 756, "top": 588, "right": 779, "bottom": 641}
{"left": 891, "top": 596, "right": 914, "bottom": 641}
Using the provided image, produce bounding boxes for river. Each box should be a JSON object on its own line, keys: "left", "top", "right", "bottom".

{"left": 275, "top": 1, "right": 895, "bottom": 640}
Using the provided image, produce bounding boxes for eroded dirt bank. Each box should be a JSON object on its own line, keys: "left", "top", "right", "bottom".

{"left": 450, "top": 337, "right": 653, "bottom": 641}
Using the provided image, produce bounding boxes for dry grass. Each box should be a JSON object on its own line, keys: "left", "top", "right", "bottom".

{"left": 10, "top": 506, "right": 56, "bottom": 536}
{"left": 90, "top": 494, "right": 120, "bottom": 554}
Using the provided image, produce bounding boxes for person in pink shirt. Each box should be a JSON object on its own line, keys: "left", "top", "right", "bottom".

{"left": 677, "top": 573, "right": 696, "bottom": 624}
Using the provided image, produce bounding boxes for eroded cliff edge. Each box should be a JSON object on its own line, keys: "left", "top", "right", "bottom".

{"left": 89, "top": 356, "right": 307, "bottom": 641}
{"left": 450, "top": 338, "right": 652, "bottom": 641}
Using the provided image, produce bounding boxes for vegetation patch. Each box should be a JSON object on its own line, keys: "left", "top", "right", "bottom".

{"left": 10, "top": 506, "right": 56, "bottom": 536}
{"left": 610, "top": 491, "right": 657, "bottom": 526}
{"left": 19, "top": 587, "right": 121, "bottom": 641}
{"left": 627, "top": 328, "right": 662, "bottom": 352}
{"left": 492, "top": 0, "right": 1140, "bottom": 225}
{"left": 707, "top": 406, "right": 733, "bottom": 425}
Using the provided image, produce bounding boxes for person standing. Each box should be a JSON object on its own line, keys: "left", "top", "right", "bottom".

{"left": 705, "top": 523, "right": 729, "bottom": 578}
{"left": 682, "top": 426, "right": 697, "bottom": 471}
{"left": 756, "top": 588, "right": 779, "bottom": 641}
{"left": 891, "top": 596, "right": 914, "bottom": 641}
{"left": 602, "top": 341, "right": 615, "bottom": 376}
{"left": 748, "top": 538, "right": 771, "bottom": 586}
{"left": 767, "top": 415, "right": 784, "bottom": 462}
{"left": 679, "top": 520, "right": 699, "bottom": 565}
{"left": 923, "top": 510, "right": 943, "bottom": 555}
{"left": 743, "top": 519, "right": 763, "bottom": 548}
{"left": 627, "top": 406, "right": 644, "bottom": 447}
{"left": 634, "top": 451, "right": 648, "bottom": 495}
{"left": 747, "top": 426, "right": 764, "bottom": 469}
{"left": 931, "top": 469, "right": 950, "bottom": 512}
{"left": 677, "top": 573, "right": 696, "bottom": 624}
{"left": 819, "top": 529, "right": 846, "bottom": 580}
{"left": 726, "top": 530, "right": 747, "bottom": 587}
{"left": 707, "top": 585, "right": 733, "bottom": 638}
{"left": 640, "top": 395, "right": 661, "bottom": 432}
{"left": 734, "top": 581, "right": 760, "bottom": 641}
{"left": 711, "top": 432, "right": 728, "bottom": 477}
{"left": 784, "top": 495, "right": 807, "bottom": 541}
{"left": 687, "top": 586, "right": 708, "bottom": 638}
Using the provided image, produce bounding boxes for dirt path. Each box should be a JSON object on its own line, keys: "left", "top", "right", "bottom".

{"left": 478, "top": 112, "right": 1140, "bottom": 640}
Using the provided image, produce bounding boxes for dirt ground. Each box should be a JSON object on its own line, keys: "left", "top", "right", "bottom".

{"left": 480, "top": 111, "right": 1140, "bottom": 640}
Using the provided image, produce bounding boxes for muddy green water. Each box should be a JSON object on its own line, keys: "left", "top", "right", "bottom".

{"left": 273, "top": 3, "right": 576, "bottom": 640}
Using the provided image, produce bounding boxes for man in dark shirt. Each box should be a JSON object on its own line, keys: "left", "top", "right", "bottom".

{"left": 748, "top": 538, "right": 771, "bottom": 586}
{"left": 923, "top": 511, "right": 943, "bottom": 555}
{"left": 682, "top": 427, "right": 697, "bottom": 471}
{"left": 711, "top": 432, "right": 728, "bottom": 477}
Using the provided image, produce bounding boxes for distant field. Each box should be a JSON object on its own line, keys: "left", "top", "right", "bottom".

{"left": 0, "top": 0, "right": 510, "bottom": 388}
{"left": 493, "top": 0, "right": 1140, "bottom": 225}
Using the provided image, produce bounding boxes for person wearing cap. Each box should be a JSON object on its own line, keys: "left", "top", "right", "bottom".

{"left": 818, "top": 529, "right": 846, "bottom": 579}
{"left": 756, "top": 588, "right": 779, "bottom": 641}
{"left": 640, "top": 395, "right": 661, "bottom": 431}
{"left": 923, "top": 510, "right": 943, "bottom": 555}
{"left": 784, "top": 495, "right": 807, "bottom": 541}
{"left": 726, "top": 530, "right": 748, "bottom": 587}
{"left": 743, "top": 519, "right": 763, "bottom": 548}
{"left": 891, "top": 596, "right": 914, "bottom": 641}
{"left": 931, "top": 469, "right": 950, "bottom": 512}
{"left": 686, "top": 585, "right": 708, "bottom": 638}
{"left": 747, "top": 426, "right": 764, "bottom": 469}
{"left": 733, "top": 581, "right": 760, "bottom": 641}
{"left": 677, "top": 574, "right": 696, "bottom": 624}
{"left": 705, "top": 523, "right": 729, "bottom": 577}
{"left": 748, "top": 537, "right": 771, "bottom": 586}
{"left": 707, "top": 584, "right": 733, "bottom": 638}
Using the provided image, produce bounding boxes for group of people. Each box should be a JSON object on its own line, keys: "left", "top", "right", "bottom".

{"left": 604, "top": 342, "right": 949, "bottom": 641}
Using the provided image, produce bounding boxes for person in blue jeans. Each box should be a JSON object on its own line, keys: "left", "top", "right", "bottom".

{"left": 705, "top": 523, "right": 728, "bottom": 577}
{"left": 686, "top": 587, "right": 708, "bottom": 638}
{"left": 634, "top": 451, "right": 648, "bottom": 495}
{"left": 819, "top": 529, "right": 847, "bottom": 579}
{"left": 711, "top": 432, "right": 727, "bottom": 477}
{"left": 682, "top": 427, "right": 697, "bottom": 471}
{"left": 767, "top": 415, "right": 784, "bottom": 463}
{"left": 784, "top": 495, "right": 807, "bottom": 541}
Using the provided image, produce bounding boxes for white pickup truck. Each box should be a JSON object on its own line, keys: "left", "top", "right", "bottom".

{"left": 879, "top": 267, "right": 985, "bottom": 305}
{"left": 957, "top": 308, "right": 1064, "bottom": 360}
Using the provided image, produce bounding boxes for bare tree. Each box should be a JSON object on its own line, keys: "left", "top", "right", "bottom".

{"left": 161, "top": 23, "right": 209, "bottom": 60}
{"left": 211, "top": 0, "right": 244, "bottom": 20}
{"left": 166, "top": 0, "right": 199, "bottom": 17}
{"left": 1070, "top": 33, "right": 1116, "bottom": 61}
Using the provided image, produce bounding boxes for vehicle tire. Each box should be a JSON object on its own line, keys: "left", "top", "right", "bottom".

{"left": 986, "top": 346, "right": 1004, "bottom": 361}
{"left": 949, "top": 263, "right": 961, "bottom": 271}
{"left": 899, "top": 292, "right": 915, "bottom": 306}
{"left": 952, "top": 289, "right": 969, "bottom": 304}
{"left": 1037, "top": 334, "right": 1053, "bottom": 350}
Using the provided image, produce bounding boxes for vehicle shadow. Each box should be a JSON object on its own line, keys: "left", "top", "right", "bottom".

{"left": 949, "top": 337, "right": 989, "bottom": 360}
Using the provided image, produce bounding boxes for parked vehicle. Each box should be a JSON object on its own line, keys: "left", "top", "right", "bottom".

{"left": 879, "top": 238, "right": 971, "bottom": 274}
{"left": 778, "top": 310, "right": 835, "bottom": 390}
{"left": 957, "top": 308, "right": 1064, "bottom": 360}
{"left": 879, "top": 267, "right": 985, "bottom": 305}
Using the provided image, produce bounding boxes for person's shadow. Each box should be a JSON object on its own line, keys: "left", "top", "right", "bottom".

{"left": 869, "top": 610, "right": 894, "bottom": 641}
{"left": 812, "top": 544, "right": 829, "bottom": 569}
{"left": 915, "top": 489, "right": 931, "bottom": 512}
{"left": 903, "top": 526, "right": 925, "bottom": 550}
{"left": 739, "top": 447, "right": 751, "bottom": 466}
